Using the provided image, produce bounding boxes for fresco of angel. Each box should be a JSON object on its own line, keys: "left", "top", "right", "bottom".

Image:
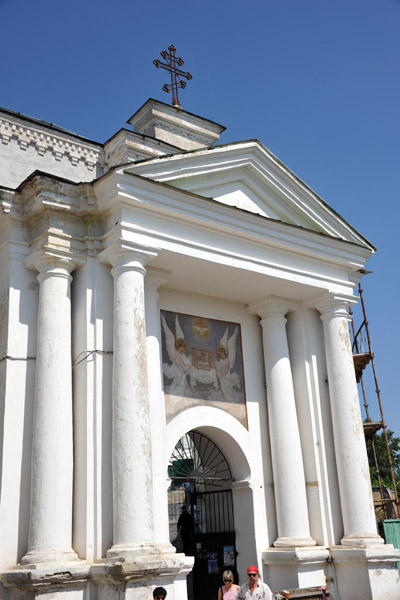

{"left": 215, "top": 326, "right": 241, "bottom": 401}
{"left": 161, "top": 313, "right": 219, "bottom": 396}
{"left": 161, "top": 314, "right": 192, "bottom": 396}
{"left": 160, "top": 311, "right": 246, "bottom": 427}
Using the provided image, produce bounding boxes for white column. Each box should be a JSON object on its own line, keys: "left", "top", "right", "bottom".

{"left": 250, "top": 298, "right": 315, "bottom": 548}
{"left": 144, "top": 268, "right": 175, "bottom": 552}
{"left": 103, "top": 242, "right": 159, "bottom": 559}
{"left": 316, "top": 295, "right": 383, "bottom": 546}
{"left": 22, "top": 253, "right": 78, "bottom": 565}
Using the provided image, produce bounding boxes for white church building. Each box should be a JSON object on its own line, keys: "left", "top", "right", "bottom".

{"left": 0, "top": 97, "right": 399, "bottom": 600}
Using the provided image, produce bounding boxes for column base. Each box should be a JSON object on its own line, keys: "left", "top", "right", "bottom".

{"left": 107, "top": 540, "right": 178, "bottom": 561}
{"left": 1, "top": 562, "right": 89, "bottom": 599}
{"left": 1, "top": 555, "right": 194, "bottom": 600}
{"left": 273, "top": 536, "right": 316, "bottom": 548}
{"left": 340, "top": 532, "right": 384, "bottom": 547}
{"left": 91, "top": 554, "right": 194, "bottom": 600}
{"left": 262, "top": 547, "right": 329, "bottom": 592}
{"left": 331, "top": 545, "right": 400, "bottom": 600}
{"left": 21, "top": 547, "right": 79, "bottom": 565}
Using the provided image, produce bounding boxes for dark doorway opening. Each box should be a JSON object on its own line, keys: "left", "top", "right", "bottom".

{"left": 168, "top": 431, "right": 237, "bottom": 600}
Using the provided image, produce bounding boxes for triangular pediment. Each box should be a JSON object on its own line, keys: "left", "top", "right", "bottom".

{"left": 124, "top": 140, "right": 374, "bottom": 250}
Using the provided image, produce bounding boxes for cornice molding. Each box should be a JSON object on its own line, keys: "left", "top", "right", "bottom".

{"left": 126, "top": 142, "right": 375, "bottom": 251}
{"left": 0, "top": 115, "right": 104, "bottom": 171}
{"left": 142, "top": 120, "right": 212, "bottom": 148}
{"left": 18, "top": 174, "right": 98, "bottom": 218}
{"left": 104, "top": 129, "right": 180, "bottom": 169}
{"left": 128, "top": 98, "right": 224, "bottom": 151}
{"left": 306, "top": 291, "right": 358, "bottom": 316}
{"left": 0, "top": 188, "right": 21, "bottom": 216}
{"left": 112, "top": 172, "right": 371, "bottom": 271}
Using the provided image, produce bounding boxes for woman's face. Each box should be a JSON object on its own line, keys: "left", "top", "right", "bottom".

{"left": 224, "top": 578, "right": 232, "bottom": 589}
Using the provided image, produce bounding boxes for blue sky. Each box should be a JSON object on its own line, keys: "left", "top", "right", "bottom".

{"left": 1, "top": 0, "right": 399, "bottom": 435}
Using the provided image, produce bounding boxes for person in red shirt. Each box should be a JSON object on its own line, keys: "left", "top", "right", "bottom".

{"left": 236, "top": 566, "right": 273, "bottom": 600}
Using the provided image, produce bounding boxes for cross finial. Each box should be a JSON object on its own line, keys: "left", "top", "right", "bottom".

{"left": 153, "top": 45, "right": 192, "bottom": 109}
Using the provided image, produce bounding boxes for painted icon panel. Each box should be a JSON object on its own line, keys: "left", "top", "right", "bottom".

{"left": 161, "top": 310, "right": 247, "bottom": 427}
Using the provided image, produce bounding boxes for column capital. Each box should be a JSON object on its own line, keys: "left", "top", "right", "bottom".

{"left": 144, "top": 267, "right": 171, "bottom": 293}
{"left": 308, "top": 292, "right": 358, "bottom": 323}
{"left": 24, "top": 248, "right": 84, "bottom": 276}
{"left": 248, "top": 296, "right": 299, "bottom": 321}
{"left": 99, "top": 239, "right": 159, "bottom": 274}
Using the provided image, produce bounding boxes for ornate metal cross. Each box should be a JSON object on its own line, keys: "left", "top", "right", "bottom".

{"left": 153, "top": 45, "right": 192, "bottom": 109}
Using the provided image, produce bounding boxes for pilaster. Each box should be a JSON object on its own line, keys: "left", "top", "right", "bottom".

{"left": 144, "top": 267, "right": 174, "bottom": 550}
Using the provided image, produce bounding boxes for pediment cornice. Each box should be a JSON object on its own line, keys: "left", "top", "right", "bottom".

{"left": 95, "top": 169, "right": 372, "bottom": 276}
{"left": 124, "top": 140, "right": 374, "bottom": 251}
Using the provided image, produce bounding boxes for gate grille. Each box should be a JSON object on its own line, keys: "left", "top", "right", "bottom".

{"left": 168, "top": 430, "right": 232, "bottom": 490}
{"left": 168, "top": 430, "right": 234, "bottom": 544}
{"left": 195, "top": 490, "right": 234, "bottom": 533}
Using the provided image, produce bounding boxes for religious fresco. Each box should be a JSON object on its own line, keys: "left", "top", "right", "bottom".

{"left": 160, "top": 310, "right": 247, "bottom": 427}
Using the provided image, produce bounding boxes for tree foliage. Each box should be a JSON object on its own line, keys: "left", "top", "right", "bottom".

{"left": 367, "top": 429, "right": 400, "bottom": 495}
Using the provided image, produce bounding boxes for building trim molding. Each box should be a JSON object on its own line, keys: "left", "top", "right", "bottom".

{"left": 0, "top": 115, "right": 103, "bottom": 170}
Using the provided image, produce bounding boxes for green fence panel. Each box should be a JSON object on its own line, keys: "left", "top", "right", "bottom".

{"left": 383, "top": 519, "right": 400, "bottom": 575}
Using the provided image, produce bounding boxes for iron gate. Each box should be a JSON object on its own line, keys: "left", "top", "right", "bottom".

{"left": 168, "top": 431, "right": 237, "bottom": 600}
{"left": 194, "top": 489, "right": 234, "bottom": 533}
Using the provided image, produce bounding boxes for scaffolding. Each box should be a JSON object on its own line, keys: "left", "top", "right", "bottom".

{"left": 349, "top": 283, "right": 399, "bottom": 521}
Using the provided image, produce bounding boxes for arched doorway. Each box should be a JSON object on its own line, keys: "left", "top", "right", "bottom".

{"left": 168, "top": 430, "right": 237, "bottom": 600}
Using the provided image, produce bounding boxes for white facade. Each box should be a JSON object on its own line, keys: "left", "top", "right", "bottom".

{"left": 0, "top": 98, "right": 398, "bottom": 599}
